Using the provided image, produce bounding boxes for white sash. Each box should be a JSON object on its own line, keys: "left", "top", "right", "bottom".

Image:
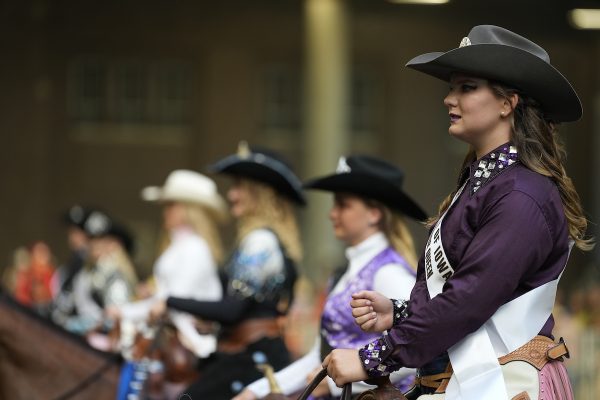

{"left": 424, "top": 183, "right": 570, "bottom": 400}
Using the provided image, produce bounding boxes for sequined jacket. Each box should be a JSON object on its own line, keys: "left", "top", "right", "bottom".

{"left": 360, "top": 143, "right": 570, "bottom": 375}
{"left": 167, "top": 229, "right": 297, "bottom": 328}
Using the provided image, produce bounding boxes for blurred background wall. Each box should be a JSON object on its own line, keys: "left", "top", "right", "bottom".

{"left": 2, "top": 0, "right": 598, "bottom": 281}
{"left": 1, "top": 0, "right": 600, "bottom": 393}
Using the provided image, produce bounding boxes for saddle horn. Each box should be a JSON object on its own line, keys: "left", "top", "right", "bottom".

{"left": 252, "top": 352, "right": 289, "bottom": 400}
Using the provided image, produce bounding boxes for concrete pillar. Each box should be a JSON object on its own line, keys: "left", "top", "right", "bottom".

{"left": 592, "top": 92, "right": 600, "bottom": 265}
{"left": 302, "top": 0, "right": 350, "bottom": 282}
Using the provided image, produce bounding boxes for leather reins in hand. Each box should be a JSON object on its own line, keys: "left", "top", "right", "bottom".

{"left": 296, "top": 368, "right": 351, "bottom": 400}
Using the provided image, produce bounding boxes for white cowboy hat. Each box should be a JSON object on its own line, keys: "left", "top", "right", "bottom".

{"left": 141, "top": 170, "right": 227, "bottom": 218}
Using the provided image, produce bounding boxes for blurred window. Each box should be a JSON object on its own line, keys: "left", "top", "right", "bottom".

{"left": 68, "top": 58, "right": 191, "bottom": 125}
{"left": 350, "top": 68, "right": 380, "bottom": 135}
{"left": 262, "top": 66, "right": 302, "bottom": 131}
{"left": 260, "top": 65, "right": 380, "bottom": 136}
{"left": 69, "top": 59, "right": 108, "bottom": 121}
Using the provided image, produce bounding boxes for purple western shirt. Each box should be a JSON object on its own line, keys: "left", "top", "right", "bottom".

{"left": 359, "top": 143, "right": 570, "bottom": 374}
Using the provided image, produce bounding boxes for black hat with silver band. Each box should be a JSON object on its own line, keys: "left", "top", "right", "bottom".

{"left": 303, "top": 155, "right": 427, "bottom": 221}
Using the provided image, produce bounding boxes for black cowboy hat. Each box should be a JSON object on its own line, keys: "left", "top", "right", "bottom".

{"left": 406, "top": 25, "right": 582, "bottom": 122}
{"left": 209, "top": 142, "right": 306, "bottom": 206}
{"left": 303, "top": 155, "right": 427, "bottom": 221}
{"left": 83, "top": 210, "right": 135, "bottom": 255}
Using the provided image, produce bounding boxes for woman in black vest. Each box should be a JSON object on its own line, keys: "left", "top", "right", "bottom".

{"left": 151, "top": 142, "right": 305, "bottom": 400}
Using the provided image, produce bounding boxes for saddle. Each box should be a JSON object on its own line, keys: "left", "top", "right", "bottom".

{"left": 295, "top": 368, "right": 408, "bottom": 400}
{"left": 119, "top": 319, "right": 199, "bottom": 399}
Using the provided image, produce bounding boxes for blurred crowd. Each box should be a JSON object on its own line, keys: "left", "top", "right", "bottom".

{"left": 553, "top": 285, "right": 600, "bottom": 399}
{"left": 3, "top": 241, "right": 56, "bottom": 315}
{"left": 1, "top": 206, "right": 139, "bottom": 337}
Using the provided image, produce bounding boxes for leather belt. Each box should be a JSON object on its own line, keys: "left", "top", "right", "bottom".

{"left": 217, "top": 318, "right": 282, "bottom": 353}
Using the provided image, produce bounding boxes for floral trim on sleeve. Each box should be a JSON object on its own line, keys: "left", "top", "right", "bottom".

{"left": 358, "top": 331, "right": 400, "bottom": 377}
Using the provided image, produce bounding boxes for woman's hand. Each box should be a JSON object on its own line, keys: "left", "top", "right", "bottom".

{"left": 149, "top": 300, "right": 167, "bottom": 322}
{"left": 351, "top": 290, "right": 393, "bottom": 332}
{"left": 231, "top": 389, "right": 257, "bottom": 400}
{"left": 307, "top": 366, "right": 331, "bottom": 397}
{"left": 104, "top": 305, "right": 122, "bottom": 321}
{"left": 322, "top": 349, "right": 368, "bottom": 387}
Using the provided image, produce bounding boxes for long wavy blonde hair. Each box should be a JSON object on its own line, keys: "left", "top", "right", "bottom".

{"left": 429, "top": 81, "right": 593, "bottom": 251}
{"left": 109, "top": 244, "right": 139, "bottom": 288}
{"left": 364, "top": 199, "right": 419, "bottom": 270}
{"left": 159, "top": 202, "right": 225, "bottom": 264}
{"left": 235, "top": 179, "right": 303, "bottom": 263}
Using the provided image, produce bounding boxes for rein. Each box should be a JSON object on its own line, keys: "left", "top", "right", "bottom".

{"left": 296, "top": 368, "right": 351, "bottom": 400}
{"left": 295, "top": 368, "right": 407, "bottom": 400}
{"left": 50, "top": 353, "right": 121, "bottom": 400}
{"left": 51, "top": 318, "right": 169, "bottom": 400}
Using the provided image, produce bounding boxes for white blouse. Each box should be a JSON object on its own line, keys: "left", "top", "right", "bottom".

{"left": 246, "top": 232, "right": 416, "bottom": 397}
{"left": 118, "top": 227, "right": 222, "bottom": 357}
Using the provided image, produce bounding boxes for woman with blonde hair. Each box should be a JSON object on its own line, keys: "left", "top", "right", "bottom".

{"left": 108, "top": 170, "right": 227, "bottom": 399}
{"left": 152, "top": 143, "right": 304, "bottom": 400}
{"left": 235, "top": 154, "right": 425, "bottom": 400}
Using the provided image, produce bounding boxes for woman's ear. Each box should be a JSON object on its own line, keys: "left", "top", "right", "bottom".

{"left": 368, "top": 207, "right": 383, "bottom": 227}
{"left": 502, "top": 93, "right": 519, "bottom": 117}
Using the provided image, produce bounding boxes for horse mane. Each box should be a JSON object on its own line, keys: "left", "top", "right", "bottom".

{"left": 0, "top": 291, "right": 114, "bottom": 355}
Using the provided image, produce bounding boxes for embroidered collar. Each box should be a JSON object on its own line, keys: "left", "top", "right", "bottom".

{"left": 469, "top": 143, "right": 518, "bottom": 194}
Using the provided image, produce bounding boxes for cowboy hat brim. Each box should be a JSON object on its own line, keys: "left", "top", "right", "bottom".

{"left": 141, "top": 185, "right": 228, "bottom": 220}
{"left": 406, "top": 44, "right": 582, "bottom": 122}
{"left": 211, "top": 156, "right": 306, "bottom": 206}
{"left": 304, "top": 173, "right": 427, "bottom": 221}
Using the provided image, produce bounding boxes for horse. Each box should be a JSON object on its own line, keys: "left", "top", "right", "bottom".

{"left": 0, "top": 290, "right": 120, "bottom": 400}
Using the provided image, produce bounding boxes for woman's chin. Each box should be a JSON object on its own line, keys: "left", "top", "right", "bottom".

{"left": 230, "top": 206, "right": 244, "bottom": 219}
{"left": 448, "top": 129, "right": 471, "bottom": 143}
{"left": 332, "top": 230, "right": 346, "bottom": 242}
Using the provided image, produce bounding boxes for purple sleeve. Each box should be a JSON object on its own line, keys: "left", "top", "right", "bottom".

{"left": 359, "top": 190, "right": 554, "bottom": 375}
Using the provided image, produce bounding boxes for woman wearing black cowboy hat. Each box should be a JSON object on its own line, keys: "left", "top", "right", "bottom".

{"left": 66, "top": 210, "right": 138, "bottom": 337}
{"left": 51, "top": 205, "right": 92, "bottom": 327}
{"left": 151, "top": 142, "right": 304, "bottom": 400}
{"left": 324, "top": 25, "right": 591, "bottom": 400}
{"left": 234, "top": 155, "right": 425, "bottom": 400}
